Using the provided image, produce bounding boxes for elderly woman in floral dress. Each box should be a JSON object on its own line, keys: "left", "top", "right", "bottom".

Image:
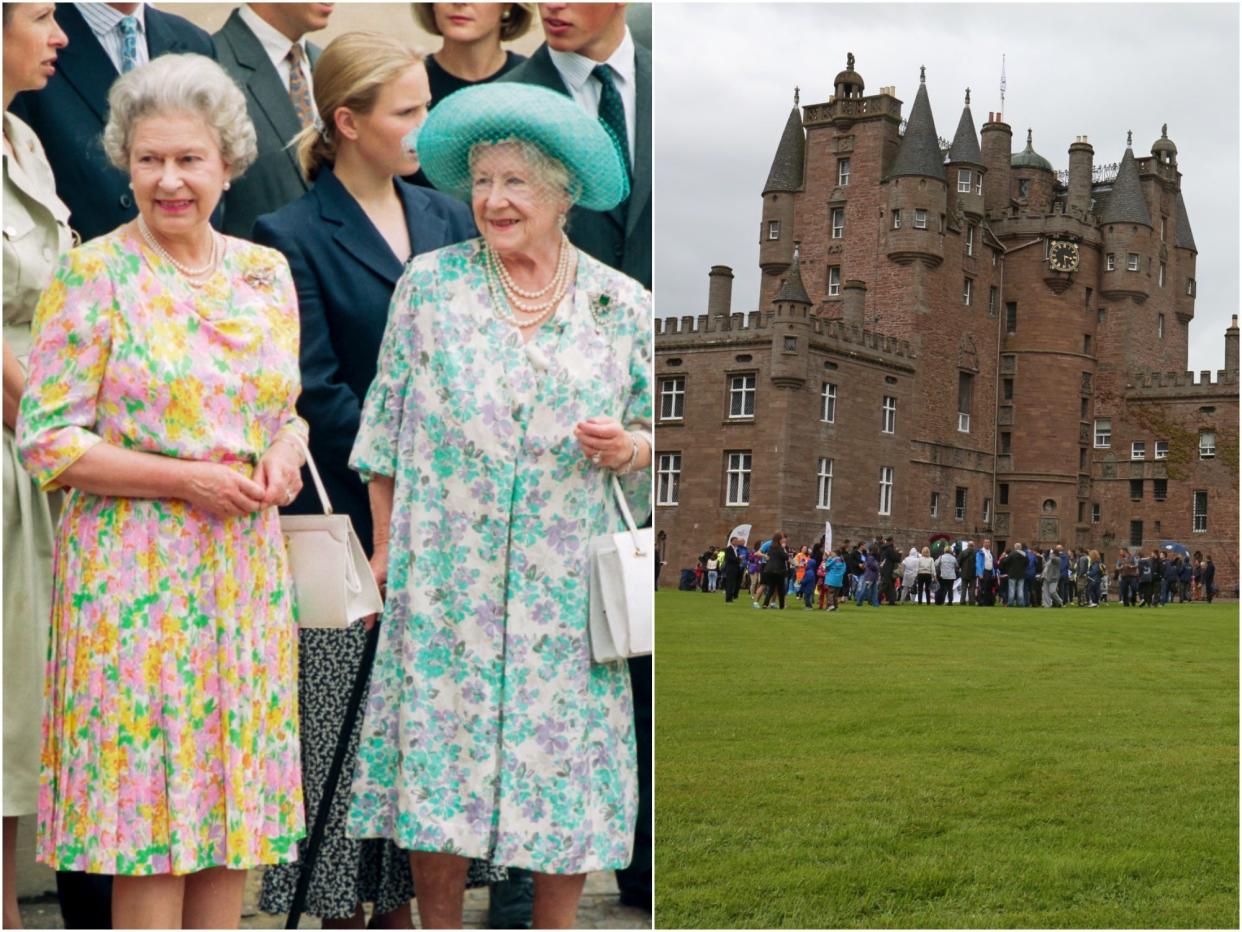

{"left": 17, "top": 54, "right": 305, "bottom": 929}
{"left": 344, "top": 82, "right": 651, "bottom": 929}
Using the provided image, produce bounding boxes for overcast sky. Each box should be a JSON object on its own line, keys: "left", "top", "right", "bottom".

{"left": 653, "top": 2, "right": 1239, "bottom": 374}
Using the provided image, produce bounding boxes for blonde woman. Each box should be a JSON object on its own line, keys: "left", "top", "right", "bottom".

{"left": 251, "top": 32, "right": 492, "bottom": 927}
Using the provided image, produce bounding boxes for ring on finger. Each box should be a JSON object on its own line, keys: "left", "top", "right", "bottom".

{"left": 590, "top": 452, "right": 602, "bottom": 465}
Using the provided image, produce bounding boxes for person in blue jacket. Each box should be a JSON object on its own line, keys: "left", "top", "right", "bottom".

{"left": 799, "top": 544, "right": 821, "bottom": 608}
{"left": 823, "top": 549, "right": 847, "bottom": 611}
{"left": 855, "top": 547, "right": 881, "bottom": 607}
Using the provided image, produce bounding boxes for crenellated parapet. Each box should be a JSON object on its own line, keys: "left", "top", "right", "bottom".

{"left": 1124, "top": 367, "right": 1239, "bottom": 399}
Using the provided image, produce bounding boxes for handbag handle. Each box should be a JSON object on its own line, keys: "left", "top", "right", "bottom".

{"left": 610, "top": 474, "right": 647, "bottom": 557}
{"left": 284, "top": 433, "right": 335, "bottom": 517}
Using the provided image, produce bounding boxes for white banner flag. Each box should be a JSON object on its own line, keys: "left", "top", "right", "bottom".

{"left": 824, "top": 521, "right": 833, "bottom": 553}
{"left": 727, "top": 523, "right": 752, "bottom": 547}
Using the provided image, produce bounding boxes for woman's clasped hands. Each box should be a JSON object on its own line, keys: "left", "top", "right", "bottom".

{"left": 181, "top": 438, "right": 304, "bottom": 519}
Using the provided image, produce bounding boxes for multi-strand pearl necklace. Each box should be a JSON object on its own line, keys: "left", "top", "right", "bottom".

{"left": 137, "top": 214, "right": 219, "bottom": 284}
{"left": 484, "top": 235, "right": 573, "bottom": 330}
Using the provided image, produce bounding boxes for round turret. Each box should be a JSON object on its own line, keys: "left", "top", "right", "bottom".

{"left": 1151, "top": 124, "right": 1177, "bottom": 164}
{"left": 833, "top": 52, "right": 864, "bottom": 99}
{"left": 1011, "top": 128, "right": 1053, "bottom": 171}
{"left": 1011, "top": 129, "right": 1055, "bottom": 211}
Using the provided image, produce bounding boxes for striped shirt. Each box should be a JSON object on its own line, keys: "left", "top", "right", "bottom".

{"left": 78, "top": 2, "right": 150, "bottom": 74}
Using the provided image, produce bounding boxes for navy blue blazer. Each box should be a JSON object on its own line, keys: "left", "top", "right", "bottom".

{"left": 252, "top": 168, "right": 476, "bottom": 551}
{"left": 10, "top": 3, "right": 216, "bottom": 243}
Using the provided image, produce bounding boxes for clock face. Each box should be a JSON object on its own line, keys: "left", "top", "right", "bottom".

{"left": 1049, "top": 239, "right": 1080, "bottom": 272}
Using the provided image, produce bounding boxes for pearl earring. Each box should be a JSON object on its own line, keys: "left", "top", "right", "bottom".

{"left": 223, "top": 181, "right": 231, "bottom": 191}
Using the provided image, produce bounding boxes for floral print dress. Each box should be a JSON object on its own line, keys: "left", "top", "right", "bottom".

{"left": 16, "top": 226, "right": 306, "bottom": 876}
{"left": 346, "top": 239, "right": 651, "bottom": 874}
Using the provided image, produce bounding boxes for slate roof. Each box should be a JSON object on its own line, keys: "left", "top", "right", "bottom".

{"left": 1097, "top": 146, "right": 1152, "bottom": 227}
{"left": 763, "top": 105, "right": 806, "bottom": 194}
{"left": 1174, "top": 190, "right": 1197, "bottom": 252}
{"left": 774, "top": 251, "right": 811, "bottom": 305}
{"left": 889, "top": 81, "right": 945, "bottom": 181}
{"left": 947, "top": 101, "right": 982, "bottom": 165}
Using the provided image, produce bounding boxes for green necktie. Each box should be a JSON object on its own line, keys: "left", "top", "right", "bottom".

{"left": 592, "top": 64, "right": 630, "bottom": 177}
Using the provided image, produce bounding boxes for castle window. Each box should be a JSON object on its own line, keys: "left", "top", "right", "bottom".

{"left": 976, "top": 173, "right": 983, "bottom": 196}
{"left": 965, "top": 224, "right": 975, "bottom": 256}
{"left": 1080, "top": 397, "right": 1088, "bottom": 419}
{"left": 881, "top": 395, "right": 896, "bottom": 434}
{"left": 930, "top": 491, "right": 940, "bottom": 517}
{"left": 1098, "top": 308, "right": 1106, "bottom": 324}
{"left": 1080, "top": 447, "right": 1087, "bottom": 469}
{"left": 1130, "top": 520, "right": 1143, "bottom": 546}
{"left": 958, "top": 169, "right": 972, "bottom": 193}
{"left": 1094, "top": 418, "right": 1111, "bottom": 448}
{"left": 1153, "top": 478, "right": 1167, "bottom": 501}
{"left": 1017, "top": 179, "right": 1030, "bottom": 199}
{"left": 1000, "top": 431, "right": 1011, "bottom": 454}
{"left": 827, "top": 265, "right": 841, "bottom": 296}
{"left": 983, "top": 497, "right": 992, "bottom": 523}
{"left": 999, "top": 483, "right": 1009, "bottom": 505}
{"left": 1132, "top": 441, "right": 1146, "bottom": 460}
{"left": 957, "top": 372, "right": 973, "bottom": 433}
{"left": 1126, "top": 253, "right": 1139, "bottom": 271}
{"left": 1130, "top": 479, "right": 1143, "bottom": 500}
{"left": 657, "top": 453, "right": 681, "bottom": 505}
{"left": 878, "top": 466, "right": 894, "bottom": 516}
{"left": 1199, "top": 430, "right": 1215, "bottom": 459}
{"left": 1186, "top": 278, "right": 1196, "bottom": 296}
{"left": 1157, "top": 314, "right": 1165, "bottom": 339}
{"left": 988, "top": 286, "right": 998, "bottom": 317}
{"left": 831, "top": 208, "right": 845, "bottom": 239}
{"left": 914, "top": 209, "right": 928, "bottom": 229}
{"left": 821, "top": 382, "right": 837, "bottom": 423}
{"left": 954, "top": 487, "right": 967, "bottom": 521}
{"left": 767, "top": 220, "right": 780, "bottom": 240}
{"left": 1077, "top": 501, "right": 1086, "bottom": 523}
{"left": 892, "top": 210, "right": 901, "bottom": 229}
{"left": 1155, "top": 440, "right": 1169, "bottom": 459}
{"left": 1005, "top": 301, "right": 1017, "bottom": 333}
{"left": 962, "top": 278, "right": 973, "bottom": 306}
{"left": 659, "top": 376, "right": 685, "bottom": 420}
{"left": 783, "top": 336, "right": 797, "bottom": 352}
{"left": 1158, "top": 263, "right": 1165, "bottom": 287}
{"left": 1002, "top": 378, "right": 1013, "bottom": 401}
{"left": 1092, "top": 502, "right": 1100, "bottom": 524}
{"left": 1106, "top": 253, "right": 1116, "bottom": 271}
{"left": 725, "top": 452, "right": 752, "bottom": 506}
{"left": 838, "top": 158, "right": 851, "bottom": 187}
{"left": 1083, "top": 334, "right": 1092, "bottom": 354}
{"left": 817, "top": 457, "right": 834, "bottom": 510}
{"left": 728, "top": 374, "right": 756, "bottom": 418}
{"left": 1193, "top": 490, "right": 1208, "bottom": 532}
{"left": 1160, "top": 216, "right": 1166, "bottom": 242}
{"left": 1042, "top": 499, "right": 1057, "bottom": 513}
{"left": 1085, "top": 287, "right": 1093, "bottom": 309}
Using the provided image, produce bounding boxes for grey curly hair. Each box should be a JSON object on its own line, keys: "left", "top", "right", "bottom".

{"left": 102, "top": 53, "right": 257, "bottom": 177}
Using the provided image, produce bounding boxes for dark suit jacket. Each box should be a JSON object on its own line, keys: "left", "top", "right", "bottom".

{"left": 213, "top": 10, "right": 321, "bottom": 238}
{"left": 10, "top": 3, "right": 215, "bottom": 243}
{"left": 251, "top": 168, "right": 476, "bottom": 551}
{"left": 501, "top": 42, "right": 651, "bottom": 289}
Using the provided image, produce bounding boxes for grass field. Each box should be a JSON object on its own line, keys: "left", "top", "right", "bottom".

{"left": 655, "top": 592, "right": 1239, "bottom": 928}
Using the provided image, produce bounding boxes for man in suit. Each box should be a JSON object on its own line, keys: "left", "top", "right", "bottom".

{"left": 958, "top": 539, "right": 977, "bottom": 605}
{"left": 10, "top": 3, "right": 215, "bottom": 244}
{"left": 501, "top": 3, "right": 650, "bottom": 289}
{"left": 723, "top": 536, "right": 743, "bottom": 602}
{"left": 212, "top": 3, "right": 333, "bottom": 238}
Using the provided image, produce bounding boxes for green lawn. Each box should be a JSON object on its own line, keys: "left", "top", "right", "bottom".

{"left": 655, "top": 592, "right": 1239, "bottom": 928}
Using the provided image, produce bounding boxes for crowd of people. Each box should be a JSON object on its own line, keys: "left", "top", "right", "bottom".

{"left": 3, "top": 3, "right": 651, "bottom": 929}
{"left": 695, "top": 535, "right": 1219, "bottom": 611}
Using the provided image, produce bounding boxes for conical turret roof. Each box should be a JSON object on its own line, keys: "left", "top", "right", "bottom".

{"left": 774, "top": 249, "right": 811, "bottom": 305}
{"left": 1098, "top": 142, "right": 1152, "bottom": 226}
{"left": 1174, "top": 190, "right": 1197, "bottom": 252}
{"left": 763, "top": 102, "right": 805, "bottom": 195}
{"left": 947, "top": 91, "right": 982, "bottom": 165}
{"left": 889, "top": 71, "right": 945, "bottom": 181}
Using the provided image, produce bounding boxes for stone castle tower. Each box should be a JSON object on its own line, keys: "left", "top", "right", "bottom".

{"left": 654, "top": 53, "right": 1237, "bottom": 588}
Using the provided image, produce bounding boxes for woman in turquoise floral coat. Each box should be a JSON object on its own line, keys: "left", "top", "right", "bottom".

{"left": 345, "top": 84, "right": 651, "bottom": 928}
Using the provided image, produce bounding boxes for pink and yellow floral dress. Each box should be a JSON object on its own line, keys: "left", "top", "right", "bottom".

{"left": 16, "top": 225, "right": 307, "bottom": 876}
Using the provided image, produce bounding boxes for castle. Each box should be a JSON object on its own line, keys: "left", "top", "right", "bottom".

{"left": 654, "top": 55, "right": 1238, "bottom": 593}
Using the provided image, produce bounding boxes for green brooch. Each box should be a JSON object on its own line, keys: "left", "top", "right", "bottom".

{"left": 589, "top": 292, "right": 613, "bottom": 327}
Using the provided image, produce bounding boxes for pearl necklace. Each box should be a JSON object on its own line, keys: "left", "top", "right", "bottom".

{"left": 491, "top": 233, "right": 570, "bottom": 300}
{"left": 484, "top": 241, "right": 575, "bottom": 329}
{"left": 485, "top": 236, "right": 571, "bottom": 315}
{"left": 137, "top": 214, "right": 219, "bottom": 281}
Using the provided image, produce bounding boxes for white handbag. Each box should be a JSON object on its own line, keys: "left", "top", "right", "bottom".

{"left": 279, "top": 437, "right": 384, "bottom": 629}
{"left": 588, "top": 474, "right": 653, "bottom": 663}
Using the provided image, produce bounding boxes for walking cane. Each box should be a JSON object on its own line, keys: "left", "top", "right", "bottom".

{"left": 286, "top": 619, "right": 382, "bottom": 929}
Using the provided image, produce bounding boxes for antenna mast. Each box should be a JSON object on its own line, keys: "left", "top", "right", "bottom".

{"left": 999, "top": 54, "right": 1006, "bottom": 114}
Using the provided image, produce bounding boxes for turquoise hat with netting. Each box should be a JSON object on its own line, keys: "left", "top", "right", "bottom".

{"left": 417, "top": 82, "right": 630, "bottom": 212}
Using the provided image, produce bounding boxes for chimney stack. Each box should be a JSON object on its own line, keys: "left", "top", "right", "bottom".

{"left": 707, "top": 265, "right": 734, "bottom": 318}
{"left": 1067, "top": 136, "right": 1093, "bottom": 217}
{"left": 842, "top": 279, "right": 867, "bottom": 326}
{"left": 1226, "top": 314, "right": 1239, "bottom": 374}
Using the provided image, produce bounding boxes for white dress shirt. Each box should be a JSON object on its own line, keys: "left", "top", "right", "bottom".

{"left": 78, "top": 2, "right": 150, "bottom": 74}
{"left": 546, "top": 28, "right": 637, "bottom": 168}
{"left": 238, "top": 4, "right": 315, "bottom": 97}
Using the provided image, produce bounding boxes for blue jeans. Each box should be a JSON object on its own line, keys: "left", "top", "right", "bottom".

{"left": 855, "top": 581, "right": 878, "bottom": 606}
{"left": 1008, "top": 577, "right": 1026, "bottom": 606}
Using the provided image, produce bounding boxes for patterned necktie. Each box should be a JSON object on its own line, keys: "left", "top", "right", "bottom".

{"left": 118, "top": 15, "right": 140, "bottom": 73}
{"left": 592, "top": 64, "right": 630, "bottom": 177}
{"left": 286, "top": 44, "right": 315, "bottom": 129}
